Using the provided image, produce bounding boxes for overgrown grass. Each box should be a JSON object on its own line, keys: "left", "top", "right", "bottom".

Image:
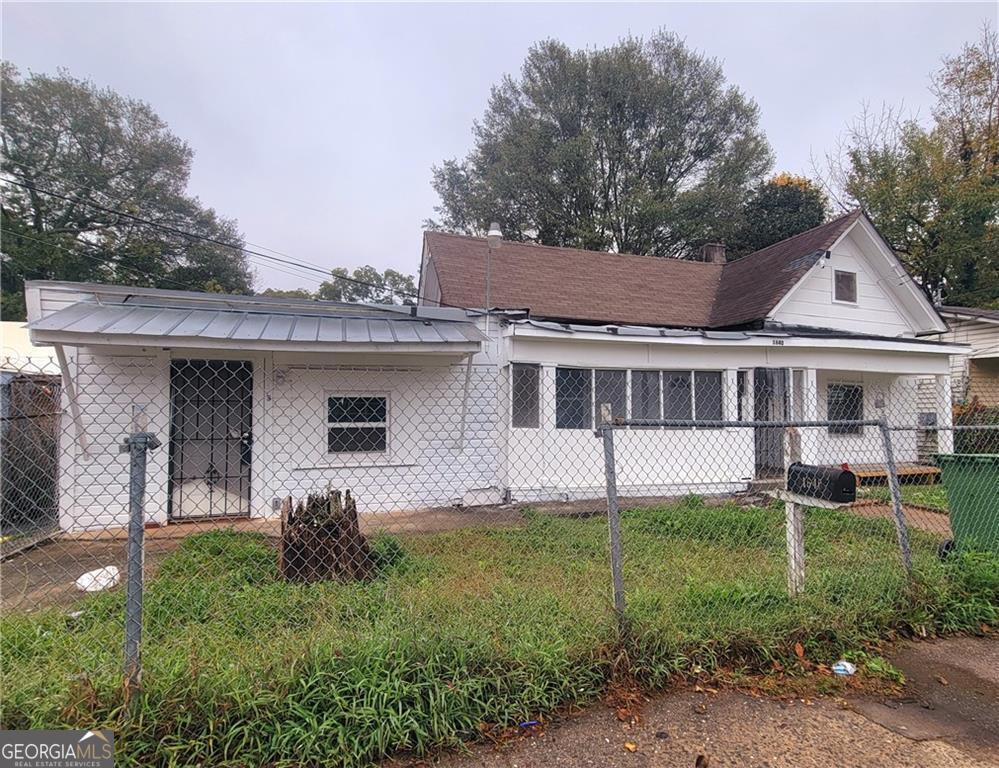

{"left": 2, "top": 502, "right": 996, "bottom": 767}
{"left": 859, "top": 483, "right": 950, "bottom": 511}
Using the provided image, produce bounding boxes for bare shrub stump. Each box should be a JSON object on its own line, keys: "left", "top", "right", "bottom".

{"left": 278, "top": 488, "right": 373, "bottom": 582}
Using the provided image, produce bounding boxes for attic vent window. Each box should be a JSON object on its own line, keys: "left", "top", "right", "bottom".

{"left": 834, "top": 270, "right": 857, "bottom": 303}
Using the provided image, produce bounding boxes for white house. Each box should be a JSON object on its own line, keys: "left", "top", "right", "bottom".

{"left": 25, "top": 210, "right": 964, "bottom": 532}
{"left": 935, "top": 306, "right": 999, "bottom": 406}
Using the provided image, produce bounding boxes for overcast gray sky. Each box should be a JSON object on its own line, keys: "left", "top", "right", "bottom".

{"left": 2, "top": 2, "right": 993, "bottom": 291}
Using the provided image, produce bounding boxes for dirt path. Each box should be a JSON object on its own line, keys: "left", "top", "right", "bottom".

{"left": 414, "top": 637, "right": 997, "bottom": 768}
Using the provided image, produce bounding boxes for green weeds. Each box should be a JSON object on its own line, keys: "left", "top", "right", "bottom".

{"left": 2, "top": 504, "right": 995, "bottom": 767}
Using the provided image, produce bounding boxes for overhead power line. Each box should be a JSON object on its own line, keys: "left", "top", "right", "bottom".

{"left": 1, "top": 229, "right": 210, "bottom": 294}
{"left": 4, "top": 163, "right": 334, "bottom": 269}
{"left": 2, "top": 173, "right": 454, "bottom": 307}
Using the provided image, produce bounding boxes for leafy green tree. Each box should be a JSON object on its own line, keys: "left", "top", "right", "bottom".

{"left": 259, "top": 267, "right": 416, "bottom": 305}
{"left": 1, "top": 64, "right": 253, "bottom": 319}
{"left": 823, "top": 27, "right": 999, "bottom": 305}
{"left": 259, "top": 287, "right": 316, "bottom": 300}
{"left": 728, "top": 173, "right": 828, "bottom": 257}
{"left": 317, "top": 266, "right": 416, "bottom": 304}
{"left": 429, "top": 30, "right": 772, "bottom": 259}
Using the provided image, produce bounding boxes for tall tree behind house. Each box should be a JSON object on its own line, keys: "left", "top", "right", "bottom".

{"left": 0, "top": 64, "right": 253, "bottom": 320}
{"left": 822, "top": 26, "right": 999, "bottom": 307}
{"left": 428, "top": 30, "right": 774, "bottom": 260}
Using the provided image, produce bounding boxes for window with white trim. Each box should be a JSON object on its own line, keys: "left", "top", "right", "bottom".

{"left": 834, "top": 270, "right": 857, "bottom": 303}
{"left": 693, "top": 371, "right": 724, "bottom": 420}
{"left": 594, "top": 369, "right": 627, "bottom": 424}
{"left": 327, "top": 395, "right": 388, "bottom": 453}
{"left": 663, "top": 371, "right": 693, "bottom": 420}
{"left": 511, "top": 364, "right": 540, "bottom": 428}
{"left": 630, "top": 370, "right": 661, "bottom": 420}
{"left": 555, "top": 367, "right": 592, "bottom": 429}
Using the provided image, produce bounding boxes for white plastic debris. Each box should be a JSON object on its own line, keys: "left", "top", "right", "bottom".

{"left": 75, "top": 566, "right": 120, "bottom": 593}
{"left": 831, "top": 660, "right": 857, "bottom": 676}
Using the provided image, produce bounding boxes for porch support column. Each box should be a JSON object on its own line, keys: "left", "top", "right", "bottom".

{"left": 801, "top": 368, "right": 819, "bottom": 419}
{"left": 539, "top": 366, "right": 557, "bottom": 491}
{"left": 936, "top": 374, "right": 955, "bottom": 454}
{"left": 723, "top": 369, "right": 738, "bottom": 421}
{"left": 454, "top": 353, "right": 474, "bottom": 451}
{"left": 800, "top": 368, "right": 819, "bottom": 464}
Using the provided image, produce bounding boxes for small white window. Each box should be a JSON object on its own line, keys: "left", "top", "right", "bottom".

{"left": 827, "top": 383, "right": 863, "bottom": 435}
{"left": 834, "top": 270, "right": 857, "bottom": 303}
{"left": 511, "top": 364, "right": 540, "bottom": 428}
{"left": 327, "top": 395, "right": 387, "bottom": 453}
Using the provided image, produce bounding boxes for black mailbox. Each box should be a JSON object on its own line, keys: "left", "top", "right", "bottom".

{"left": 786, "top": 463, "right": 856, "bottom": 503}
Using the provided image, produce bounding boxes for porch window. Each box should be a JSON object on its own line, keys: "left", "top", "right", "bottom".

{"left": 827, "top": 383, "right": 863, "bottom": 434}
{"left": 694, "top": 371, "right": 724, "bottom": 420}
{"left": 663, "top": 371, "right": 693, "bottom": 420}
{"left": 595, "top": 369, "right": 627, "bottom": 424}
{"left": 511, "top": 364, "right": 540, "bottom": 428}
{"left": 834, "top": 270, "right": 857, "bottom": 303}
{"left": 327, "top": 395, "right": 388, "bottom": 453}
{"left": 555, "top": 367, "right": 592, "bottom": 429}
{"left": 661, "top": 371, "right": 723, "bottom": 423}
{"left": 631, "top": 371, "right": 661, "bottom": 420}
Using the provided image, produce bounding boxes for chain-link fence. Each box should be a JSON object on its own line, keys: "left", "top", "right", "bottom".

{"left": 2, "top": 354, "right": 997, "bottom": 765}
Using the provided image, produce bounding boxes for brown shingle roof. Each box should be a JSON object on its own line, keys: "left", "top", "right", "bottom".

{"left": 423, "top": 210, "right": 865, "bottom": 329}
{"left": 709, "top": 210, "right": 863, "bottom": 328}
{"left": 423, "top": 232, "right": 723, "bottom": 327}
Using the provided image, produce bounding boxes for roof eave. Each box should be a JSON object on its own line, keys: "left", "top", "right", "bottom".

{"left": 29, "top": 328, "right": 481, "bottom": 356}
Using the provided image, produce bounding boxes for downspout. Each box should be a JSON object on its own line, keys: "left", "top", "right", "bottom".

{"left": 54, "top": 344, "right": 91, "bottom": 458}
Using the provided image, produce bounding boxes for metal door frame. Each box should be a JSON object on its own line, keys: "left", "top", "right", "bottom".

{"left": 167, "top": 359, "right": 253, "bottom": 520}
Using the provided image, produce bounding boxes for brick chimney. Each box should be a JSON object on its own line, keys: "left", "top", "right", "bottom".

{"left": 700, "top": 243, "right": 727, "bottom": 264}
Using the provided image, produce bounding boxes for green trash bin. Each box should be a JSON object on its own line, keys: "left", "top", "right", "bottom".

{"left": 933, "top": 454, "right": 999, "bottom": 552}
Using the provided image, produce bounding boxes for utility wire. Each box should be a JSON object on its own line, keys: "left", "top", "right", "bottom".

{"left": 4, "top": 162, "right": 331, "bottom": 267}
{"left": 1, "top": 229, "right": 210, "bottom": 294}
{"left": 2, "top": 171, "right": 467, "bottom": 308}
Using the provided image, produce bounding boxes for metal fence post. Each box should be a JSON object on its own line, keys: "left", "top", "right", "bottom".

{"left": 119, "top": 432, "right": 161, "bottom": 697}
{"left": 877, "top": 421, "right": 913, "bottom": 577}
{"left": 599, "top": 404, "right": 626, "bottom": 625}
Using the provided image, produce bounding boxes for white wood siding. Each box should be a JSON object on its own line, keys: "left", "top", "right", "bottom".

{"left": 771, "top": 231, "right": 919, "bottom": 337}
{"left": 936, "top": 317, "right": 999, "bottom": 402}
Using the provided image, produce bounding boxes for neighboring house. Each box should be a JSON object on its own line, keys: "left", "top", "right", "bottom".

{"left": 26, "top": 210, "right": 964, "bottom": 533}
{"left": 935, "top": 306, "right": 999, "bottom": 406}
{"left": 1, "top": 322, "right": 62, "bottom": 541}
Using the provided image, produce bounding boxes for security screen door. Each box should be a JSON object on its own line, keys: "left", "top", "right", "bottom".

{"left": 168, "top": 360, "right": 253, "bottom": 519}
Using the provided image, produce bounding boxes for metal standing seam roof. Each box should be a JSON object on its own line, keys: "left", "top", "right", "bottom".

{"left": 29, "top": 302, "right": 487, "bottom": 345}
